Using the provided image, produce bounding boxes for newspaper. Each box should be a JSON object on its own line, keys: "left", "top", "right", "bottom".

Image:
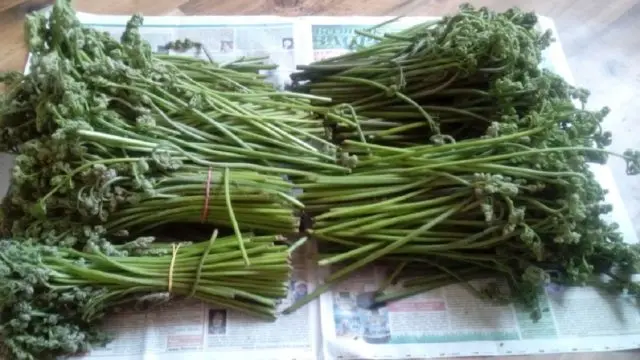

{"left": 1, "top": 10, "right": 639, "bottom": 360}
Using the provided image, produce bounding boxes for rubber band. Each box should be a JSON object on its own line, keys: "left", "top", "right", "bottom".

{"left": 189, "top": 229, "right": 218, "bottom": 297}
{"left": 200, "top": 167, "right": 213, "bottom": 223}
{"left": 168, "top": 243, "right": 181, "bottom": 293}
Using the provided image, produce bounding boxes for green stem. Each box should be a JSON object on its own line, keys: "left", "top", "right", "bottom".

{"left": 225, "top": 168, "right": 250, "bottom": 265}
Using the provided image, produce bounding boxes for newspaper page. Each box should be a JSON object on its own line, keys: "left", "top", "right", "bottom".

{"left": 1, "top": 9, "right": 639, "bottom": 360}
{"left": 299, "top": 15, "right": 640, "bottom": 360}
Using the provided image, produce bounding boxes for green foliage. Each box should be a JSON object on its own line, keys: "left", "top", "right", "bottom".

{"left": 0, "top": 240, "right": 110, "bottom": 360}
{"left": 287, "top": 4, "right": 640, "bottom": 319}
{"left": 2, "top": 1, "right": 640, "bottom": 357}
{"left": 0, "top": 0, "right": 356, "bottom": 244}
{"left": 0, "top": 233, "right": 291, "bottom": 360}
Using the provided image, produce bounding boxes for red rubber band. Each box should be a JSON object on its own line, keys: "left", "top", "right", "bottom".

{"left": 200, "top": 167, "right": 213, "bottom": 223}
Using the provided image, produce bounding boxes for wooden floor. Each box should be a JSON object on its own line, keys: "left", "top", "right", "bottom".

{"left": 1, "top": 0, "right": 640, "bottom": 359}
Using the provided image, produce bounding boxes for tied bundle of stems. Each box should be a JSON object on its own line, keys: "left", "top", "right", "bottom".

{"left": 0, "top": 0, "right": 356, "bottom": 246}
{"left": 0, "top": 230, "right": 292, "bottom": 360}
{"left": 294, "top": 140, "right": 640, "bottom": 315}
{"left": 5, "top": 144, "right": 301, "bottom": 254}
{"left": 286, "top": 6, "right": 640, "bottom": 316}
{"left": 291, "top": 5, "right": 554, "bottom": 146}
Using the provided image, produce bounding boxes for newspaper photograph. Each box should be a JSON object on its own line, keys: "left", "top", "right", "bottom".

{"left": 319, "top": 268, "right": 640, "bottom": 359}
{"left": 1, "top": 9, "right": 638, "bottom": 360}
